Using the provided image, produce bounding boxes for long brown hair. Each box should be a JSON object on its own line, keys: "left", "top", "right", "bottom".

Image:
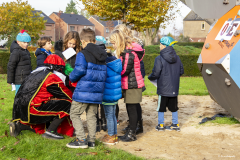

{"left": 63, "top": 31, "right": 81, "bottom": 53}
{"left": 110, "top": 30, "right": 132, "bottom": 58}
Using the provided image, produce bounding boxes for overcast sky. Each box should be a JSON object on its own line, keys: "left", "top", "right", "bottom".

{"left": 1, "top": 0, "right": 191, "bottom": 35}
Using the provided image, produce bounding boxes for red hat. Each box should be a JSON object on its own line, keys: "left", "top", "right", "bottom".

{"left": 44, "top": 54, "right": 65, "bottom": 66}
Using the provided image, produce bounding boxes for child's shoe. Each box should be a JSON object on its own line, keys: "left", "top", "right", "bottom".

{"left": 88, "top": 142, "right": 95, "bottom": 149}
{"left": 42, "top": 130, "right": 64, "bottom": 140}
{"left": 102, "top": 135, "right": 116, "bottom": 145}
{"left": 66, "top": 138, "right": 88, "bottom": 148}
{"left": 120, "top": 130, "right": 137, "bottom": 142}
{"left": 155, "top": 124, "right": 165, "bottom": 131}
{"left": 117, "top": 120, "right": 120, "bottom": 125}
{"left": 165, "top": 123, "right": 180, "bottom": 132}
{"left": 9, "top": 121, "right": 21, "bottom": 137}
{"left": 114, "top": 134, "right": 119, "bottom": 144}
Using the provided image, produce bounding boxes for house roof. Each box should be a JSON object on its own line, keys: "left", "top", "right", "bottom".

{"left": 33, "top": 10, "right": 55, "bottom": 24}
{"left": 53, "top": 12, "right": 94, "bottom": 26}
{"left": 91, "top": 16, "right": 119, "bottom": 27}
{"left": 183, "top": 10, "right": 205, "bottom": 21}
{"left": 183, "top": 10, "right": 215, "bottom": 25}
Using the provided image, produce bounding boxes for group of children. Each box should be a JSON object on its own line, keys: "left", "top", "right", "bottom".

{"left": 7, "top": 24, "right": 184, "bottom": 149}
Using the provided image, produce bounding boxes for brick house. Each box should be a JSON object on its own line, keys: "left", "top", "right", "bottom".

{"left": 88, "top": 16, "right": 120, "bottom": 41}
{"left": 49, "top": 11, "right": 95, "bottom": 40}
{"left": 33, "top": 10, "right": 56, "bottom": 42}
{"left": 183, "top": 10, "right": 215, "bottom": 42}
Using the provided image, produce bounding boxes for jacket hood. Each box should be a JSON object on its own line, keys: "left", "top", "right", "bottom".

{"left": 84, "top": 43, "right": 107, "bottom": 62}
{"left": 54, "top": 40, "right": 63, "bottom": 51}
{"left": 35, "top": 48, "right": 42, "bottom": 56}
{"left": 126, "top": 42, "right": 144, "bottom": 60}
{"left": 107, "top": 58, "right": 122, "bottom": 74}
{"left": 10, "top": 40, "right": 24, "bottom": 53}
{"left": 160, "top": 46, "right": 177, "bottom": 64}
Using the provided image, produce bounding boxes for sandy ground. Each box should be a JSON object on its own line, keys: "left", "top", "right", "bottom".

{"left": 81, "top": 96, "right": 240, "bottom": 160}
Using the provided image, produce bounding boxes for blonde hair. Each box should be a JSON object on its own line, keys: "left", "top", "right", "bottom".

{"left": 114, "top": 24, "right": 138, "bottom": 42}
{"left": 110, "top": 30, "right": 132, "bottom": 58}
{"left": 63, "top": 31, "right": 81, "bottom": 53}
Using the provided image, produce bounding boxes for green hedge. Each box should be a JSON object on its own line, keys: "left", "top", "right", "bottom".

{"left": 143, "top": 54, "right": 201, "bottom": 76}
{"left": 144, "top": 45, "right": 202, "bottom": 55}
{"left": 177, "top": 42, "right": 204, "bottom": 48}
{"left": 0, "top": 52, "right": 37, "bottom": 74}
{"left": 0, "top": 52, "right": 201, "bottom": 77}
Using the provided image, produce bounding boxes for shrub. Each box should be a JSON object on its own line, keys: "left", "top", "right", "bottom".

{"left": 143, "top": 54, "right": 201, "bottom": 76}
{"left": 0, "top": 52, "right": 37, "bottom": 74}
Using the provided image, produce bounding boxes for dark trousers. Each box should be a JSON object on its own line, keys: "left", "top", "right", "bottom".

{"left": 126, "top": 103, "right": 138, "bottom": 131}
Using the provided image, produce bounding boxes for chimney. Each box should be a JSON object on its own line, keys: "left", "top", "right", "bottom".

{"left": 71, "top": 12, "right": 74, "bottom": 14}
{"left": 59, "top": 10, "right": 63, "bottom": 13}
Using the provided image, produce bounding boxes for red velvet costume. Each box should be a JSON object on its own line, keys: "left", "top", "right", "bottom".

{"left": 12, "top": 55, "right": 74, "bottom": 136}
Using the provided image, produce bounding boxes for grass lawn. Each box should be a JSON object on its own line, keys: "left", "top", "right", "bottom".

{"left": 143, "top": 76, "right": 209, "bottom": 96}
{"left": 0, "top": 74, "right": 145, "bottom": 160}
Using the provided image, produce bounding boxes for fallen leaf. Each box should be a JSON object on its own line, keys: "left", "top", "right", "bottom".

{"left": 124, "top": 144, "right": 128, "bottom": 146}
{"left": 89, "top": 152, "right": 98, "bottom": 155}
{"left": 4, "top": 130, "right": 8, "bottom": 137}
{"left": 134, "top": 148, "right": 142, "bottom": 151}
{"left": 0, "top": 146, "right": 6, "bottom": 151}
{"left": 7, "top": 121, "right": 10, "bottom": 125}
{"left": 0, "top": 98, "right": 7, "bottom": 100}
{"left": 1, "top": 103, "right": 4, "bottom": 105}
{"left": 3, "top": 90, "right": 5, "bottom": 92}
{"left": 0, "top": 109, "right": 2, "bottom": 111}
{"left": 14, "top": 141, "right": 20, "bottom": 145}
{"left": 17, "top": 158, "right": 27, "bottom": 160}
{"left": 0, "top": 135, "right": 6, "bottom": 138}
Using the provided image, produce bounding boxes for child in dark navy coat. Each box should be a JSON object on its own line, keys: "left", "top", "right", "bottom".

{"left": 148, "top": 36, "right": 184, "bottom": 132}
{"left": 35, "top": 37, "right": 52, "bottom": 68}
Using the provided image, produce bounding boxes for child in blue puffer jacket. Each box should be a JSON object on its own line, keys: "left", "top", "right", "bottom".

{"left": 101, "top": 53, "right": 122, "bottom": 145}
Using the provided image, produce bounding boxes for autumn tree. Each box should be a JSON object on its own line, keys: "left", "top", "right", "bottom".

{"left": 0, "top": 0, "right": 46, "bottom": 47}
{"left": 80, "top": 0, "right": 178, "bottom": 46}
{"left": 65, "top": 0, "right": 78, "bottom": 14}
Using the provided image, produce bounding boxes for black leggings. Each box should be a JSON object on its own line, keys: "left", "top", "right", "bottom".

{"left": 48, "top": 117, "right": 66, "bottom": 132}
{"left": 126, "top": 103, "right": 138, "bottom": 131}
{"left": 115, "top": 104, "right": 119, "bottom": 120}
{"left": 136, "top": 103, "right": 142, "bottom": 121}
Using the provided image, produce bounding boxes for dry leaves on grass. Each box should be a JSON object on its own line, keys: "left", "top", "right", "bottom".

{"left": 0, "top": 130, "right": 8, "bottom": 138}
{"left": 0, "top": 146, "right": 6, "bottom": 151}
{"left": 17, "top": 158, "right": 27, "bottom": 160}
{"left": 134, "top": 148, "right": 143, "bottom": 151}
{"left": 0, "top": 109, "right": 2, "bottom": 111}
{"left": 104, "top": 150, "right": 112, "bottom": 155}
{"left": 0, "top": 98, "right": 7, "bottom": 100}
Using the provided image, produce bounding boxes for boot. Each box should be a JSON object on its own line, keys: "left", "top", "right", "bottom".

{"left": 120, "top": 130, "right": 137, "bottom": 142}
{"left": 121, "top": 120, "right": 129, "bottom": 134}
{"left": 136, "top": 119, "right": 143, "bottom": 135}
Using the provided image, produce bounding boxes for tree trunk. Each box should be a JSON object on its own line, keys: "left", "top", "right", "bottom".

{"left": 142, "top": 28, "right": 158, "bottom": 46}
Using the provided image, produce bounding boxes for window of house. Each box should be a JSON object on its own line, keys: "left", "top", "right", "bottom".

{"left": 70, "top": 26, "right": 75, "bottom": 31}
{"left": 201, "top": 22, "right": 205, "bottom": 30}
{"left": 106, "top": 28, "right": 109, "bottom": 33}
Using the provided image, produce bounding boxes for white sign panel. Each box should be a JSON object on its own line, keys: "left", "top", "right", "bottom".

{"left": 62, "top": 48, "right": 76, "bottom": 60}
{"left": 215, "top": 19, "right": 240, "bottom": 41}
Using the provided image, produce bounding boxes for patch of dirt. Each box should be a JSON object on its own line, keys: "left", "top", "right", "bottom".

{"left": 83, "top": 95, "right": 240, "bottom": 159}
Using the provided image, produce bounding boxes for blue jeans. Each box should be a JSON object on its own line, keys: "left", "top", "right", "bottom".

{"left": 15, "top": 85, "right": 21, "bottom": 95}
{"left": 158, "top": 111, "right": 178, "bottom": 125}
{"left": 103, "top": 105, "right": 117, "bottom": 136}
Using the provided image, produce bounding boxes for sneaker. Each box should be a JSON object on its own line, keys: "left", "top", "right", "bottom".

{"left": 119, "top": 130, "right": 137, "bottom": 142}
{"left": 102, "top": 135, "right": 116, "bottom": 145}
{"left": 88, "top": 142, "right": 95, "bottom": 149}
{"left": 42, "top": 130, "right": 64, "bottom": 140}
{"left": 66, "top": 138, "right": 88, "bottom": 149}
{"left": 9, "top": 121, "right": 21, "bottom": 137}
{"left": 165, "top": 124, "right": 180, "bottom": 132}
{"left": 114, "top": 134, "right": 119, "bottom": 144}
{"left": 155, "top": 124, "right": 164, "bottom": 131}
{"left": 117, "top": 120, "right": 120, "bottom": 125}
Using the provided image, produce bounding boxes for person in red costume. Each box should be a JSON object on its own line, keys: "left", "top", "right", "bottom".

{"left": 9, "top": 54, "right": 74, "bottom": 140}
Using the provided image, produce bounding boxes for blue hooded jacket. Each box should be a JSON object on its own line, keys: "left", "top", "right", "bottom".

{"left": 103, "top": 56, "right": 122, "bottom": 103}
{"left": 69, "top": 43, "right": 107, "bottom": 104}
{"left": 148, "top": 46, "right": 184, "bottom": 97}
